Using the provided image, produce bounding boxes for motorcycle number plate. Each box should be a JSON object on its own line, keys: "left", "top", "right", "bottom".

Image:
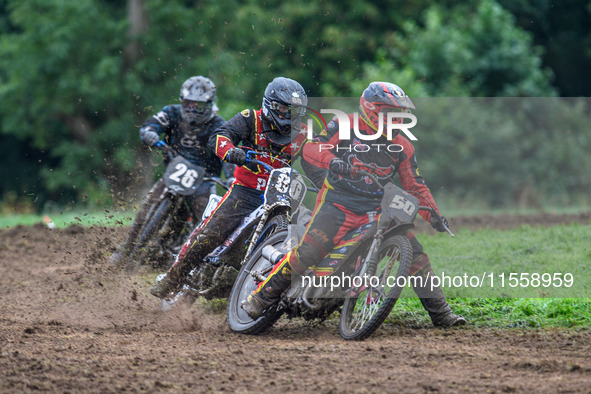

{"left": 164, "top": 156, "right": 206, "bottom": 196}
{"left": 264, "top": 168, "right": 306, "bottom": 210}
{"left": 381, "top": 183, "right": 419, "bottom": 224}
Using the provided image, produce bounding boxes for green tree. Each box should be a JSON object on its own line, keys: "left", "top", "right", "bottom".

{"left": 0, "top": 0, "right": 586, "bottom": 213}
{"left": 356, "top": 0, "right": 556, "bottom": 97}
{"left": 0, "top": 0, "right": 135, "bottom": 209}
{"left": 497, "top": 0, "right": 591, "bottom": 96}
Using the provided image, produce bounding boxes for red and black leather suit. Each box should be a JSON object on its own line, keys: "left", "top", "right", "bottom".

{"left": 253, "top": 114, "right": 458, "bottom": 323}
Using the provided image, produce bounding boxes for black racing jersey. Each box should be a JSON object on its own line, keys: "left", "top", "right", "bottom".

{"left": 208, "top": 109, "right": 293, "bottom": 191}
{"left": 139, "top": 104, "right": 226, "bottom": 177}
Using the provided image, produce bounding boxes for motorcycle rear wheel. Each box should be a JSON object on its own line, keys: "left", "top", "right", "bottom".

{"left": 339, "top": 234, "right": 411, "bottom": 341}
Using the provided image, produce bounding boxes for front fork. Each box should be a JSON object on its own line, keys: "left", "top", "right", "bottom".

{"left": 240, "top": 203, "right": 289, "bottom": 266}
{"left": 358, "top": 230, "right": 384, "bottom": 279}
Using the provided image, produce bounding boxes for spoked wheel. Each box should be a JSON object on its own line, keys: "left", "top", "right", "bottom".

{"left": 126, "top": 198, "right": 175, "bottom": 273}
{"left": 227, "top": 231, "right": 287, "bottom": 335}
{"left": 339, "top": 234, "right": 412, "bottom": 341}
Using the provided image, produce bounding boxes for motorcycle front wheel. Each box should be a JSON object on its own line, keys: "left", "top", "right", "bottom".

{"left": 339, "top": 234, "right": 412, "bottom": 341}
{"left": 126, "top": 198, "right": 175, "bottom": 273}
{"left": 226, "top": 231, "right": 287, "bottom": 335}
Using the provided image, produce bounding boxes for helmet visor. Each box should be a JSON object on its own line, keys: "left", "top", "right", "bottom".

{"left": 183, "top": 100, "right": 213, "bottom": 114}
{"left": 268, "top": 100, "right": 291, "bottom": 119}
{"left": 265, "top": 99, "right": 307, "bottom": 120}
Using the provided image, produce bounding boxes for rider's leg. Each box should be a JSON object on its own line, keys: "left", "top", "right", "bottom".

{"left": 242, "top": 199, "right": 374, "bottom": 319}
{"left": 408, "top": 233, "right": 466, "bottom": 327}
{"left": 110, "top": 179, "right": 166, "bottom": 267}
{"left": 150, "top": 184, "right": 262, "bottom": 298}
{"left": 187, "top": 182, "right": 215, "bottom": 223}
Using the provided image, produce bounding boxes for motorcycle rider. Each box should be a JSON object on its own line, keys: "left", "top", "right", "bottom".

{"left": 242, "top": 81, "right": 466, "bottom": 327}
{"left": 110, "top": 76, "right": 232, "bottom": 267}
{"left": 149, "top": 77, "right": 308, "bottom": 298}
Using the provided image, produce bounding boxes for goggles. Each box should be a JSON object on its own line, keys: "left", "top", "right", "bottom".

{"left": 183, "top": 100, "right": 213, "bottom": 114}
{"left": 266, "top": 98, "right": 306, "bottom": 120}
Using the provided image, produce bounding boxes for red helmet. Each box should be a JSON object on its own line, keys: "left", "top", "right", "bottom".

{"left": 359, "top": 82, "right": 415, "bottom": 134}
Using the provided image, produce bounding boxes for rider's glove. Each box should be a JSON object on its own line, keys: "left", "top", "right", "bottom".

{"left": 143, "top": 131, "right": 160, "bottom": 147}
{"left": 224, "top": 148, "right": 246, "bottom": 166}
{"left": 430, "top": 215, "right": 449, "bottom": 232}
{"left": 329, "top": 157, "right": 353, "bottom": 177}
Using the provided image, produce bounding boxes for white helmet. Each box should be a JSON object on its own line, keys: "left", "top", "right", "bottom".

{"left": 179, "top": 76, "right": 217, "bottom": 125}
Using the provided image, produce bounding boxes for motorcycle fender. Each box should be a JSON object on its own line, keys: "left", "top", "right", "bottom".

{"left": 382, "top": 223, "right": 415, "bottom": 239}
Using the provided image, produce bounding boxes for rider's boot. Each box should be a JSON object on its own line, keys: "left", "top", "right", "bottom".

{"left": 150, "top": 233, "right": 210, "bottom": 299}
{"left": 411, "top": 253, "right": 466, "bottom": 327}
{"left": 241, "top": 258, "right": 293, "bottom": 320}
{"left": 150, "top": 270, "right": 183, "bottom": 299}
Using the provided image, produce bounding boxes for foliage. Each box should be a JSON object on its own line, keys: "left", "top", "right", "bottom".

{"left": 356, "top": 0, "right": 556, "bottom": 97}
{"left": 0, "top": 0, "right": 588, "bottom": 212}
{"left": 412, "top": 97, "right": 591, "bottom": 208}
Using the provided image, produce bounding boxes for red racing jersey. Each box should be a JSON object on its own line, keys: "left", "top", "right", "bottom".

{"left": 302, "top": 114, "right": 439, "bottom": 221}
{"left": 209, "top": 108, "right": 305, "bottom": 191}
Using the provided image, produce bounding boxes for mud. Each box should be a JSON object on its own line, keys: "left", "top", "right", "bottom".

{"left": 1, "top": 213, "right": 590, "bottom": 392}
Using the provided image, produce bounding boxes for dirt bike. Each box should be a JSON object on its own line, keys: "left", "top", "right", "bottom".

{"left": 227, "top": 169, "right": 454, "bottom": 341}
{"left": 125, "top": 141, "right": 231, "bottom": 272}
{"left": 157, "top": 150, "right": 309, "bottom": 312}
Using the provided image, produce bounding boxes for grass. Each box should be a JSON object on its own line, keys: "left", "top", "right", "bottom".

{"left": 388, "top": 297, "right": 591, "bottom": 328}
{"left": 0, "top": 209, "right": 136, "bottom": 229}
{"left": 416, "top": 223, "right": 591, "bottom": 298}
{"left": 383, "top": 223, "right": 591, "bottom": 328}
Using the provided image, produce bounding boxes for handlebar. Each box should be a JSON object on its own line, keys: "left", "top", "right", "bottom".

{"left": 155, "top": 140, "right": 232, "bottom": 190}
{"left": 243, "top": 149, "right": 275, "bottom": 172}
{"left": 419, "top": 206, "right": 455, "bottom": 238}
{"left": 355, "top": 167, "right": 454, "bottom": 238}
{"left": 242, "top": 150, "right": 320, "bottom": 194}
{"left": 154, "top": 140, "right": 174, "bottom": 162}
{"left": 354, "top": 169, "right": 384, "bottom": 190}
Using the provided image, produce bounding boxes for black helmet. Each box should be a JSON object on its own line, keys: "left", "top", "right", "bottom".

{"left": 359, "top": 81, "right": 415, "bottom": 135}
{"left": 262, "top": 77, "right": 307, "bottom": 146}
{"left": 179, "top": 76, "right": 217, "bottom": 125}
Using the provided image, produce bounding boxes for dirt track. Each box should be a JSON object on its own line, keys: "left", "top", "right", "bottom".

{"left": 1, "top": 213, "right": 590, "bottom": 393}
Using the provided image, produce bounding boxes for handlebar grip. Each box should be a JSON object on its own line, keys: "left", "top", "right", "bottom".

{"left": 244, "top": 150, "right": 274, "bottom": 172}
{"left": 420, "top": 207, "right": 455, "bottom": 238}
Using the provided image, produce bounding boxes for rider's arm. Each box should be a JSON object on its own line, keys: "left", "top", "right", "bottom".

{"left": 301, "top": 117, "right": 342, "bottom": 169}
{"left": 139, "top": 105, "right": 176, "bottom": 146}
{"left": 396, "top": 136, "right": 439, "bottom": 222}
{"left": 208, "top": 109, "right": 253, "bottom": 160}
